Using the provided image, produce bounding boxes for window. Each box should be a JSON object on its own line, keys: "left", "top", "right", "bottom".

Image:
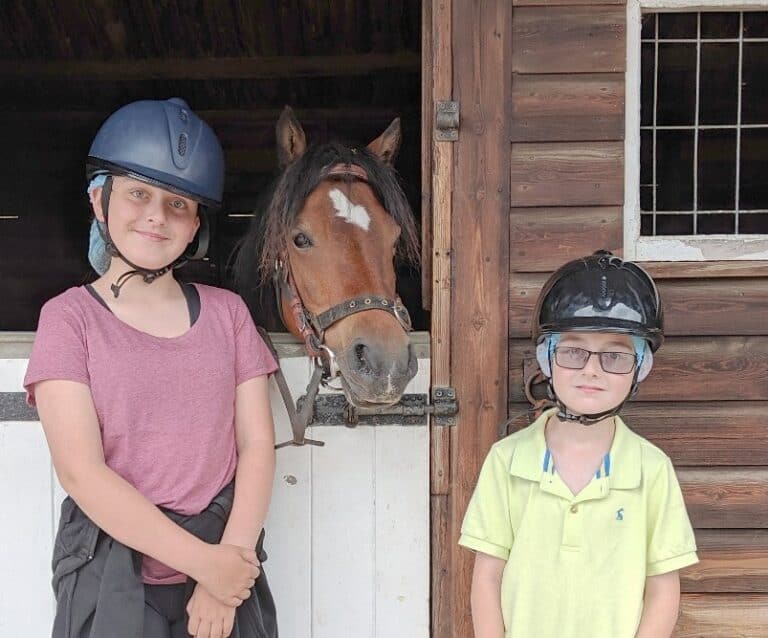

{"left": 625, "top": 3, "right": 768, "bottom": 260}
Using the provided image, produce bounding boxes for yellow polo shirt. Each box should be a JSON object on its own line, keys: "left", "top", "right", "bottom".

{"left": 459, "top": 409, "right": 698, "bottom": 638}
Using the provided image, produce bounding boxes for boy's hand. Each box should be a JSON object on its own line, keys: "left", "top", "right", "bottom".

{"left": 187, "top": 583, "right": 237, "bottom": 638}
{"left": 193, "top": 544, "right": 260, "bottom": 607}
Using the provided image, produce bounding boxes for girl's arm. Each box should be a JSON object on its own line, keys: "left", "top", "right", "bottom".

{"left": 471, "top": 552, "right": 506, "bottom": 638}
{"left": 635, "top": 571, "right": 681, "bottom": 638}
{"left": 219, "top": 375, "right": 276, "bottom": 550}
{"left": 36, "top": 379, "right": 258, "bottom": 607}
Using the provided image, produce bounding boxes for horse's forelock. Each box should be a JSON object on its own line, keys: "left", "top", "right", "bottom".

{"left": 235, "top": 140, "right": 420, "bottom": 289}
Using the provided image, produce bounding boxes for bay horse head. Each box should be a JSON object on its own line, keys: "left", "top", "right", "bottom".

{"left": 235, "top": 107, "right": 420, "bottom": 408}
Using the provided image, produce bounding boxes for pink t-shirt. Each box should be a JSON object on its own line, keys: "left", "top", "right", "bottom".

{"left": 24, "top": 284, "right": 278, "bottom": 584}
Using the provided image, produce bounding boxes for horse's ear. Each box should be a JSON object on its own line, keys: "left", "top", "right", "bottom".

{"left": 276, "top": 106, "right": 307, "bottom": 167}
{"left": 366, "top": 117, "right": 401, "bottom": 165}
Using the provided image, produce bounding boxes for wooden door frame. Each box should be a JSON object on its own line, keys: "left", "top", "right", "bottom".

{"left": 423, "top": 1, "right": 513, "bottom": 635}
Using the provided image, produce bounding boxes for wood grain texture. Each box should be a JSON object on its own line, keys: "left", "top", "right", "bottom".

{"left": 509, "top": 337, "right": 768, "bottom": 402}
{"left": 511, "top": 73, "right": 625, "bottom": 142}
{"left": 683, "top": 530, "right": 768, "bottom": 593}
{"left": 623, "top": 402, "right": 768, "bottom": 467}
{"left": 510, "top": 274, "right": 768, "bottom": 337}
{"left": 509, "top": 207, "right": 623, "bottom": 272}
{"left": 642, "top": 261, "right": 768, "bottom": 280}
{"left": 512, "top": 7, "right": 625, "bottom": 74}
{"left": 0, "top": 53, "right": 421, "bottom": 80}
{"left": 680, "top": 468, "right": 768, "bottom": 529}
{"left": 421, "top": 0, "right": 433, "bottom": 311}
{"left": 431, "top": 494, "right": 451, "bottom": 638}
{"left": 429, "top": 0, "right": 452, "bottom": 501}
{"left": 675, "top": 594, "right": 768, "bottom": 637}
{"left": 510, "top": 142, "right": 624, "bottom": 207}
{"left": 449, "top": 1, "right": 512, "bottom": 635}
{"left": 429, "top": 1, "right": 454, "bottom": 636}
{"left": 514, "top": 0, "right": 623, "bottom": 4}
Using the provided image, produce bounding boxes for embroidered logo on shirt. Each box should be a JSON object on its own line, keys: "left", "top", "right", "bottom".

{"left": 616, "top": 508, "right": 624, "bottom": 521}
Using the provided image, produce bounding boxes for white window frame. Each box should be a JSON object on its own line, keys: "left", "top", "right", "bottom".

{"left": 624, "top": 0, "right": 768, "bottom": 261}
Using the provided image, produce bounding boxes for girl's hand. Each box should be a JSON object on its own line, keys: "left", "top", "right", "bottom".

{"left": 194, "top": 544, "right": 260, "bottom": 607}
{"left": 187, "top": 583, "right": 237, "bottom": 638}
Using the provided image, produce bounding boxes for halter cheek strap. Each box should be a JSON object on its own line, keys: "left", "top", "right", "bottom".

{"left": 273, "top": 257, "right": 412, "bottom": 367}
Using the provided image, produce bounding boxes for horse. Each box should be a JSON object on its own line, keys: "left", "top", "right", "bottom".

{"left": 234, "top": 106, "right": 420, "bottom": 409}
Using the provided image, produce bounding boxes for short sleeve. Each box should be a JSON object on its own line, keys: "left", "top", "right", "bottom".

{"left": 23, "top": 298, "right": 91, "bottom": 406}
{"left": 459, "top": 444, "right": 514, "bottom": 561}
{"left": 646, "top": 457, "right": 699, "bottom": 576}
{"left": 233, "top": 297, "right": 279, "bottom": 386}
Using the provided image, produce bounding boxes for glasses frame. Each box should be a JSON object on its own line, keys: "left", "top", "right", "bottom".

{"left": 553, "top": 346, "right": 638, "bottom": 375}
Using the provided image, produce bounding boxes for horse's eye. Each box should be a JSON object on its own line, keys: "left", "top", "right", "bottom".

{"left": 292, "top": 232, "right": 313, "bottom": 249}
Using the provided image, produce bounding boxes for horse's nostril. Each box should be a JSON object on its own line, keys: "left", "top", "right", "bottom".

{"left": 355, "top": 343, "right": 371, "bottom": 374}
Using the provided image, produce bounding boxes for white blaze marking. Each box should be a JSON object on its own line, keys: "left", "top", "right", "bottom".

{"left": 328, "top": 188, "right": 370, "bottom": 231}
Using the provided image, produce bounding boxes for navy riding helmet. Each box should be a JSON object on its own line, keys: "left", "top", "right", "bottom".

{"left": 87, "top": 98, "right": 225, "bottom": 268}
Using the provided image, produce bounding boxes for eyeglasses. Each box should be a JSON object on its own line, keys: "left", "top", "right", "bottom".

{"left": 554, "top": 346, "right": 637, "bottom": 375}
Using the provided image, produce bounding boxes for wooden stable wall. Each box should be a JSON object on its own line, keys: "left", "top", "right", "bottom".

{"left": 506, "top": 2, "right": 768, "bottom": 636}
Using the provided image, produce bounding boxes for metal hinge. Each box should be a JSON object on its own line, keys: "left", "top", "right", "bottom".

{"left": 435, "top": 101, "right": 459, "bottom": 141}
{"left": 297, "top": 386, "right": 459, "bottom": 427}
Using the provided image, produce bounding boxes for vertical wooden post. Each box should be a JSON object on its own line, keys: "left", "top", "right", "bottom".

{"left": 427, "top": 1, "right": 455, "bottom": 636}
{"left": 450, "top": 0, "right": 512, "bottom": 635}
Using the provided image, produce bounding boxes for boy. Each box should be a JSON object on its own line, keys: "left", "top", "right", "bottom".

{"left": 459, "top": 250, "right": 698, "bottom": 638}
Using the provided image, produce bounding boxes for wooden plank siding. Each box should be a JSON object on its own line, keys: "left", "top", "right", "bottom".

{"left": 506, "top": 3, "right": 767, "bottom": 636}
{"left": 447, "top": 2, "right": 512, "bottom": 636}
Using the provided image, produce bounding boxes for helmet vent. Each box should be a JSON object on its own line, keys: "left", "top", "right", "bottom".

{"left": 598, "top": 275, "right": 612, "bottom": 309}
{"left": 177, "top": 133, "right": 188, "bottom": 156}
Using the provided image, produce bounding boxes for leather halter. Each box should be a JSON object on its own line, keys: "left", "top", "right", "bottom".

{"left": 272, "top": 162, "right": 412, "bottom": 375}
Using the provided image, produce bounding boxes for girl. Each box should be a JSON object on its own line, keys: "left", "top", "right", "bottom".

{"left": 24, "top": 98, "right": 279, "bottom": 638}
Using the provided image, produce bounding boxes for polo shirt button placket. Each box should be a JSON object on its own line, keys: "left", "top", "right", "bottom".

{"left": 561, "top": 500, "right": 584, "bottom": 550}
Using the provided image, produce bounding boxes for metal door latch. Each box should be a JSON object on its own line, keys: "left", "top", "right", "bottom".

{"left": 297, "top": 386, "right": 459, "bottom": 427}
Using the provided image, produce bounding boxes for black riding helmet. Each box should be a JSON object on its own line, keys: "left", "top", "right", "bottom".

{"left": 533, "top": 250, "right": 664, "bottom": 425}
{"left": 533, "top": 250, "right": 664, "bottom": 352}
{"left": 86, "top": 98, "right": 225, "bottom": 296}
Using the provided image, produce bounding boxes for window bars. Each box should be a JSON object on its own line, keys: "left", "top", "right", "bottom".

{"left": 640, "top": 11, "right": 768, "bottom": 236}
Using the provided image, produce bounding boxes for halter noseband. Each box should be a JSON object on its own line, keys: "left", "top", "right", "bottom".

{"left": 272, "top": 162, "right": 412, "bottom": 377}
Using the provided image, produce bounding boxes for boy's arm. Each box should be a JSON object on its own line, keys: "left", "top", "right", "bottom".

{"left": 471, "top": 552, "right": 506, "bottom": 638}
{"left": 635, "top": 571, "right": 681, "bottom": 638}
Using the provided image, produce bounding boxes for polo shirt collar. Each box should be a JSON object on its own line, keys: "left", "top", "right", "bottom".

{"left": 508, "top": 408, "right": 641, "bottom": 490}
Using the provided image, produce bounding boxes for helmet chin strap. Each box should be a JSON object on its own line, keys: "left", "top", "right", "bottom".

{"left": 548, "top": 369, "right": 640, "bottom": 427}
{"left": 98, "top": 176, "right": 187, "bottom": 298}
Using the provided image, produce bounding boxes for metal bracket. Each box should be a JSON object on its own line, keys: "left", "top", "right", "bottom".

{"left": 296, "top": 386, "right": 459, "bottom": 427}
{"left": 430, "top": 386, "right": 458, "bottom": 426}
{"left": 435, "top": 101, "right": 460, "bottom": 141}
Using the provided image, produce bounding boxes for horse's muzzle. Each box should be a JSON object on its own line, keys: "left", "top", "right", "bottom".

{"left": 339, "top": 339, "right": 418, "bottom": 406}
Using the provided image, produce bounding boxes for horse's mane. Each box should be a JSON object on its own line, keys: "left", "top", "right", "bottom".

{"left": 233, "top": 140, "right": 420, "bottom": 301}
